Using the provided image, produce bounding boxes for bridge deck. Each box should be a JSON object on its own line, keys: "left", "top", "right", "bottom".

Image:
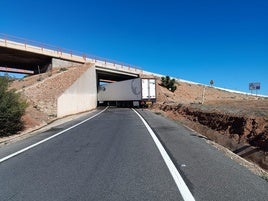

{"left": 0, "top": 34, "right": 143, "bottom": 76}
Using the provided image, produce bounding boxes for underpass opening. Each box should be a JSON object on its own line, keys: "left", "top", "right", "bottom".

{"left": 0, "top": 46, "right": 52, "bottom": 74}
{"left": 96, "top": 69, "right": 141, "bottom": 108}
{"left": 97, "top": 73, "right": 156, "bottom": 108}
{"left": 96, "top": 69, "right": 138, "bottom": 82}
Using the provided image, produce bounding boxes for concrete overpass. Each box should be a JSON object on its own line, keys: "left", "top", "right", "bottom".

{"left": 0, "top": 34, "right": 143, "bottom": 80}
{"left": 0, "top": 34, "right": 149, "bottom": 117}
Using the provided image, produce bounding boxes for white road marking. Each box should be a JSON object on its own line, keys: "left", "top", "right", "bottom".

{"left": 133, "top": 109, "right": 196, "bottom": 201}
{"left": 0, "top": 107, "right": 108, "bottom": 163}
{"left": 183, "top": 125, "right": 196, "bottom": 133}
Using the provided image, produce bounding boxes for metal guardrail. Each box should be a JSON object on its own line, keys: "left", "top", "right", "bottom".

{"left": 0, "top": 33, "right": 143, "bottom": 74}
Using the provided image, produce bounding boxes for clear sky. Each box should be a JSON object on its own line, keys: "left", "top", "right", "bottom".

{"left": 1, "top": 0, "right": 268, "bottom": 94}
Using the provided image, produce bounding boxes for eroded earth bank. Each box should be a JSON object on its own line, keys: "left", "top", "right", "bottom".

{"left": 152, "top": 78, "right": 268, "bottom": 172}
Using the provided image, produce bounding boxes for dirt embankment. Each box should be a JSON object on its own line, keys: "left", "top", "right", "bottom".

{"left": 10, "top": 64, "right": 91, "bottom": 132}
{"left": 158, "top": 103, "right": 268, "bottom": 150}
{"left": 152, "top": 78, "right": 268, "bottom": 171}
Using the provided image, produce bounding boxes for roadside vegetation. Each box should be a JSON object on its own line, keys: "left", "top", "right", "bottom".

{"left": 261, "top": 175, "right": 268, "bottom": 182}
{"left": 160, "top": 76, "right": 177, "bottom": 92}
{"left": 0, "top": 76, "right": 27, "bottom": 137}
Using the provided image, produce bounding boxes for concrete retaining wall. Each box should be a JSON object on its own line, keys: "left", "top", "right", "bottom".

{"left": 52, "top": 58, "right": 82, "bottom": 69}
{"left": 57, "top": 66, "right": 97, "bottom": 117}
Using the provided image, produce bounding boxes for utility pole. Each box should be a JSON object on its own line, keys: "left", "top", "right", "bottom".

{"left": 202, "top": 86, "right": 206, "bottom": 104}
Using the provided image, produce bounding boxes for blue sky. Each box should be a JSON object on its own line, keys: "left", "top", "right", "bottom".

{"left": 1, "top": 0, "right": 268, "bottom": 94}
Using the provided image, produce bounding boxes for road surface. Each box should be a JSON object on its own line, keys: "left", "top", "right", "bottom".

{"left": 0, "top": 107, "right": 267, "bottom": 201}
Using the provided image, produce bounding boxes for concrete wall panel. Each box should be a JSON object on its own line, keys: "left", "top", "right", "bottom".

{"left": 57, "top": 66, "right": 97, "bottom": 117}
{"left": 52, "top": 58, "right": 81, "bottom": 69}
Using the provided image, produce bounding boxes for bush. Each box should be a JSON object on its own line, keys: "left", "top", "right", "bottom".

{"left": 160, "top": 76, "right": 177, "bottom": 92}
{"left": 0, "top": 76, "right": 27, "bottom": 137}
{"left": 58, "top": 67, "right": 68, "bottom": 72}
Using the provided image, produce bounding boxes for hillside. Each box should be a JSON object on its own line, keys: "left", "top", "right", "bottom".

{"left": 152, "top": 77, "right": 268, "bottom": 171}
{"left": 10, "top": 64, "right": 91, "bottom": 131}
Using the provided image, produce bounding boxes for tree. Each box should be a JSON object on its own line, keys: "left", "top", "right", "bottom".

{"left": 161, "top": 76, "right": 177, "bottom": 92}
{"left": 0, "top": 76, "right": 27, "bottom": 137}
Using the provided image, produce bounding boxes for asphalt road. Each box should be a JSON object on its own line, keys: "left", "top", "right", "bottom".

{"left": 0, "top": 107, "right": 267, "bottom": 201}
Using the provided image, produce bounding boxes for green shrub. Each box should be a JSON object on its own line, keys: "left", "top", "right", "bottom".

{"left": 58, "top": 67, "right": 68, "bottom": 72}
{"left": 161, "top": 76, "right": 177, "bottom": 92}
{"left": 0, "top": 76, "right": 27, "bottom": 137}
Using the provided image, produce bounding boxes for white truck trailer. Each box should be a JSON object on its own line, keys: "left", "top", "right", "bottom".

{"left": 98, "top": 78, "right": 156, "bottom": 107}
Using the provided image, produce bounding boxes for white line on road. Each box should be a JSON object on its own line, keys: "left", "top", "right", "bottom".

{"left": 133, "top": 109, "right": 195, "bottom": 201}
{"left": 0, "top": 107, "right": 108, "bottom": 164}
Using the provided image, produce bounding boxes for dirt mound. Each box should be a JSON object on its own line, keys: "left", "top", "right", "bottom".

{"left": 152, "top": 77, "right": 268, "bottom": 171}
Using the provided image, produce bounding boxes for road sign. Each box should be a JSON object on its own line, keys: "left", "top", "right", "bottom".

{"left": 249, "top": 82, "right": 260, "bottom": 90}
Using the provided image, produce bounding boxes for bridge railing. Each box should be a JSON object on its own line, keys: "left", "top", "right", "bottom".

{"left": 87, "top": 57, "right": 143, "bottom": 74}
{"left": 0, "top": 33, "right": 143, "bottom": 74}
{"left": 0, "top": 33, "right": 86, "bottom": 62}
